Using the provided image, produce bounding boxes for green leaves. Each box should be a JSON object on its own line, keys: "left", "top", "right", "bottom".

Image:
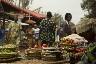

{"left": 81, "top": 0, "right": 96, "bottom": 18}
{"left": 12, "top": 0, "right": 33, "bottom": 9}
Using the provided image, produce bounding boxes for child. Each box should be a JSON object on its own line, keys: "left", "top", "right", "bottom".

{"left": 32, "top": 24, "right": 40, "bottom": 48}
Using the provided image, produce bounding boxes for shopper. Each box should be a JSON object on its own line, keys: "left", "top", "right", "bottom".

{"left": 32, "top": 24, "right": 40, "bottom": 48}
{"left": 39, "top": 11, "right": 56, "bottom": 47}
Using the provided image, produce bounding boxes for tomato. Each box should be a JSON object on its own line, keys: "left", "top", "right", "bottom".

{"left": 42, "top": 44, "right": 48, "bottom": 48}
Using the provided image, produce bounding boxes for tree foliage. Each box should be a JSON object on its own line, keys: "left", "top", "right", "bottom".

{"left": 81, "top": 0, "right": 96, "bottom": 18}
{"left": 52, "top": 13, "right": 64, "bottom": 28}
{"left": 10, "top": 0, "right": 33, "bottom": 9}
{"left": 20, "top": 0, "right": 30, "bottom": 8}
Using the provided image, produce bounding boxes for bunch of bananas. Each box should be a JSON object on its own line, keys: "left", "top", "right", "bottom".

{"left": 61, "top": 37, "right": 77, "bottom": 46}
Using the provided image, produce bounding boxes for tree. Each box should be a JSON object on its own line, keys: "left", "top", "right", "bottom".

{"left": 20, "top": 0, "right": 29, "bottom": 8}
{"left": 52, "top": 13, "right": 64, "bottom": 29}
{"left": 20, "top": 0, "right": 34, "bottom": 8}
{"left": 81, "top": 0, "right": 96, "bottom": 18}
{"left": 9, "top": 0, "right": 14, "bottom": 2}
{"left": 10, "top": 0, "right": 33, "bottom": 9}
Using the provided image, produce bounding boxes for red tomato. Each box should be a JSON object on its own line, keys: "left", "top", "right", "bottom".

{"left": 42, "top": 44, "right": 47, "bottom": 47}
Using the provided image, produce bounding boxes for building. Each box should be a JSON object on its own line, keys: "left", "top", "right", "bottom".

{"left": 0, "top": 0, "right": 45, "bottom": 25}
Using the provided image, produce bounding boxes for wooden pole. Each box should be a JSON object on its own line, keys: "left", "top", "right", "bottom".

{"left": 2, "top": 15, "right": 5, "bottom": 30}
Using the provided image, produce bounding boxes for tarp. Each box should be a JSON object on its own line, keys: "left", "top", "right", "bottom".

{"left": 0, "top": 29, "right": 5, "bottom": 42}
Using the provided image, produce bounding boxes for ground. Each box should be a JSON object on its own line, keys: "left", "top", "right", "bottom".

{"left": 0, "top": 59, "right": 70, "bottom": 64}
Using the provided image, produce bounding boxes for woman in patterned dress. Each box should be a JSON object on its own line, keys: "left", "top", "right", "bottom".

{"left": 39, "top": 12, "right": 56, "bottom": 46}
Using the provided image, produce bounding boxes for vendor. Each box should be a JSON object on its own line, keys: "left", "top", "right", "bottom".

{"left": 58, "top": 13, "right": 76, "bottom": 38}
{"left": 39, "top": 12, "right": 56, "bottom": 47}
{"left": 8, "top": 20, "right": 22, "bottom": 44}
{"left": 26, "top": 25, "right": 33, "bottom": 48}
{"left": 58, "top": 13, "right": 77, "bottom": 64}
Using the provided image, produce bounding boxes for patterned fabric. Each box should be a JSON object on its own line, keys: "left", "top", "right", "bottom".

{"left": 8, "top": 22, "right": 21, "bottom": 44}
{"left": 8, "top": 22, "right": 21, "bottom": 38}
{"left": 39, "top": 18, "right": 56, "bottom": 43}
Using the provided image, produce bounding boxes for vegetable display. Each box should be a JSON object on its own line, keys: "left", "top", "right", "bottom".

{"left": 60, "top": 34, "right": 88, "bottom": 61}
{"left": 0, "top": 44, "right": 18, "bottom": 59}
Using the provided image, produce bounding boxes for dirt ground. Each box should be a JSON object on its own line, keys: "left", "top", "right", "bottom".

{"left": 0, "top": 59, "right": 70, "bottom": 64}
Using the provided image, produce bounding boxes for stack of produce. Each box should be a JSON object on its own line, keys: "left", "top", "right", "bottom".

{"left": 60, "top": 34, "right": 88, "bottom": 61}
{"left": 0, "top": 44, "right": 16, "bottom": 48}
{"left": 60, "top": 34, "right": 88, "bottom": 46}
{"left": 0, "top": 44, "right": 18, "bottom": 62}
{"left": 25, "top": 48, "right": 41, "bottom": 59}
{"left": 41, "top": 47, "right": 63, "bottom": 61}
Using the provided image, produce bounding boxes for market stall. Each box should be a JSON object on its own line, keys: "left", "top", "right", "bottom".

{"left": 59, "top": 34, "right": 88, "bottom": 63}
{"left": 0, "top": 44, "right": 19, "bottom": 62}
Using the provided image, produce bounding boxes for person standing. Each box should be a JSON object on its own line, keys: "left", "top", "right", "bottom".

{"left": 58, "top": 13, "right": 76, "bottom": 39}
{"left": 26, "top": 26, "right": 33, "bottom": 48}
{"left": 32, "top": 24, "right": 40, "bottom": 48}
{"left": 8, "top": 20, "right": 22, "bottom": 44}
{"left": 57, "top": 13, "right": 76, "bottom": 64}
{"left": 39, "top": 12, "right": 56, "bottom": 47}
